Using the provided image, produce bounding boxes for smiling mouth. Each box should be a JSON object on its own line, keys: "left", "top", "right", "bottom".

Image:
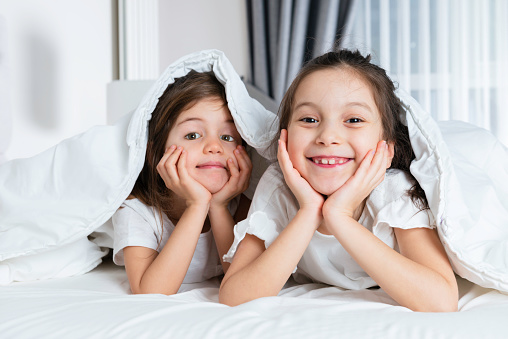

{"left": 196, "top": 162, "right": 226, "bottom": 169}
{"left": 308, "top": 157, "right": 351, "bottom": 166}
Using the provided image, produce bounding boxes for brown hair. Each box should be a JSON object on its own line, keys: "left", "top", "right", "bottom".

{"left": 131, "top": 70, "right": 228, "bottom": 233}
{"left": 277, "top": 48, "right": 429, "bottom": 210}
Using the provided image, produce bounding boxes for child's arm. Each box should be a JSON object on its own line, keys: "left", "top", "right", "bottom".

{"left": 124, "top": 146, "right": 211, "bottom": 295}
{"left": 207, "top": 145, "right": 252, "bottom": 273}
{"left": 219, "top": 130, "right": 323, "bottom": 306}
{"left": 323, "top": 141, "right": 458, "bottom": 312}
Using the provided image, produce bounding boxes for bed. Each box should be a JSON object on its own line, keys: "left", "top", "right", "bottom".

{"left": 1, "top": 50, "right": 508, "bottom": 338}
{"left": 0, "top": 257, "right": 507, "bottom": 338}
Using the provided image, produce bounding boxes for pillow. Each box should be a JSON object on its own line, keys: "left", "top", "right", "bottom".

{"left": 0, "top": 49, "right": 279, "bottom": 283}
{"left": 397, "top": 89, "right": 508, "bottom": 292}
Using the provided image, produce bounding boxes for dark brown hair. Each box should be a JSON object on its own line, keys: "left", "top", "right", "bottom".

{"left": 278, "top": 48, "right": 429, "bottom": 210}
{"left": 131, "top": 70, "right": 228, "bottom": 231}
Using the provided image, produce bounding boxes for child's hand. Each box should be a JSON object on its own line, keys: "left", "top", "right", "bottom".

{"left": 157, "top": 145, "right": 212, "bottom": 207}
{"left": 323, "top": 140, "right": 389, "bottom": 220}
{"left": 278, "top": 129, "right": 324, "bottom": 213}
{"left": 210, "top": 145, "right": 252, "bottom": 210}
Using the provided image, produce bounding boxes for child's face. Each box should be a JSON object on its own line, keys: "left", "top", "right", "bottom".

{"left": 286, "top": 68, "right": 393, "bottom": 196}
{"left": 165, "top": 97, "right": 241, "bottom": 194}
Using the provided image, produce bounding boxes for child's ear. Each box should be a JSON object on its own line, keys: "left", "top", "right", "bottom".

{"left": 386, "top": 141, "right": 395, "bottom": 169}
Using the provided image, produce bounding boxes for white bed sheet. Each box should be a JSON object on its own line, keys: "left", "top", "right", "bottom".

{"left": 1, "top": 261, "right": 507, "bottom": 339}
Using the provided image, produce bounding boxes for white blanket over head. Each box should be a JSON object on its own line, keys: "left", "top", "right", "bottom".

{"left": 396, "top": 90, "right": 508, "bottom": 292}
{"left": 0, "top": 50, "right": 278, "bottom": 284}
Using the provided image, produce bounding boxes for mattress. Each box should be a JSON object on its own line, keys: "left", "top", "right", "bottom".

{"left": 1, "top": 260, "right": 507, "bottom": 339}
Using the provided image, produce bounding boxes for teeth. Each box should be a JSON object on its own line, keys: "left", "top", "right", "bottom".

{"left": 313, "top": 158, "right": 347, "bottom": 164}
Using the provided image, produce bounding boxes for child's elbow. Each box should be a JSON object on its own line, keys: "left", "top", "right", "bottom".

{"left": 218, "top": 287, "right": 238, "bottom": 306}
{"left": 130, "top": 285, "right": 178, "bottom": 296}
{"left": 414, "top": 302, "right": 458, "bottom": 313}
{"left": 413, "top": 294, "right": 458, "bottom": 313}
{"left": 218, "top": 282, "right": 246, "bottom": 307}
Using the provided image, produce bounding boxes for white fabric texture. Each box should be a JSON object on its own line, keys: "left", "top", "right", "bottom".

{"left": 224, "top": 164, "right": 434, "bottom": 289}
{"left": 0, "top": 50, "right": 278, "bottom": 284}
{"left": 396, "top": 89, "right": 508, "bottom": 292}
{"left": 1, "top": 262, "right": 508, "bottom": 338}
{"left": 112, "top": 198, "right": 237, "bottom": 283}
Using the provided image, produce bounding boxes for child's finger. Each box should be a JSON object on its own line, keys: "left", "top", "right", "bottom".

{"left": 231, "top": 148, "right": 251, "bottom": 192}
{"left": 235, "top": 146, "right": 252, "bottom": 171}
{"left": 165, "top": 146, "right": 183, "bottom": 182}
{"left": 226, "top": 158, "right": 241, "bottom": 186}
{"left": 157, "top": 145, "right": 176, "bottom": 171}
{"left": 157, "top": 145, "right": 177, "bottom": 180}
{"left": 360, "top": 141, "right": 388, "bottom": 188}
{"left": 354, "top": 147, "right": 376, "bottom": 179}
{"left": 176, "top": 148, "right": 190, "bottom": 181}
{"left": 234, "top": 146, "right": 252, "bottom": 180}
{"left": 277, "top": 130, "right": 293, "bottom": 172}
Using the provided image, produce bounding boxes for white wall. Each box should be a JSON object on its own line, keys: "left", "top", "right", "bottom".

{"left": 1, "top": 1, "right": 249, "bottom": 161}
{"left": 1, "top": 1, "right": 113, "bottom": 160}
{"left": 158, "top": 1, "right": 249, "bottom": 80}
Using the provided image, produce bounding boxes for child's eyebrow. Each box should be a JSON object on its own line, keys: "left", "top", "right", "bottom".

{"left": 293, "top": 101, "right": 374, "bottom": 113}
{"left": 293, "top": 102, "right": 316, "bottom": 111}
{"left": 346, "top": 101, "right": 374, "bottom": 113}
{"left": 176, "top": 117, "right": 236, "bottom": 126}
{"left": 176, "top": 117, "right": 204, "bottom": 126}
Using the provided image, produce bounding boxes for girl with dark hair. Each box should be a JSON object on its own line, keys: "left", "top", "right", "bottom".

{"left": 112, "top": 70, "right": 252, "bottom": 295}
{"left": 219, "top": 49, "right": 458, "bottom": 312}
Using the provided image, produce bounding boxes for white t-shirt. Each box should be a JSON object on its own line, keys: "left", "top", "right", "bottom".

{"left": 224, "top": 164, "right": 435, "bottom": 290}
{"left": 113, "top": 198, "right": 237, "bottom": 284}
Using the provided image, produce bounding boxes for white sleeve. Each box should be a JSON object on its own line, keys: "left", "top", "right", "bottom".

{"left": 223, "top": 164, "right": 297, "bottom": 263}
{"left": 372, "top": 192, "right": 436, "bottom": 230}
{"left": 112, "top": 202, "right": 160, "bottom": 266}
{"left": 367, "top": 170, "right": 436, "bottom": 243}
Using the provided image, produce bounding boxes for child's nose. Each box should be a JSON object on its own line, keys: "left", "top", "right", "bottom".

{"left": 316, "top": 123, "right": 342, "bottom": 146}
{"left": 204, "top": 137, "right": 224, "bottom": 154}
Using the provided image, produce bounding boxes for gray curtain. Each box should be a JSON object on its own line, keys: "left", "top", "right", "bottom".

{"left": 247, "top": 0, "right": 354, "bottom": 104}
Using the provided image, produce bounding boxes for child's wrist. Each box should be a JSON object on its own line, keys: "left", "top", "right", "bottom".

{"left": 322, "top": 205, "right": 352, "bottom": 220}
{"left": 185, "top": 200, "right": 210, "bottom": 212}
{"left": 297, "top": 206, "right": 323, "bottom": 228}
{"left": 208, "top": 202, "right": 229, "bottom": 215}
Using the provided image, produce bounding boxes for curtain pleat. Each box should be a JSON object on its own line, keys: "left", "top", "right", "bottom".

{"left": 273, "top": 0, "right": 293, "bottom": 102}
{"left": 398, "top": 0, "right": 411, "bottom": 93}
{"left": 250, "top": 0, "right": 271, "bottom": 95}
{"left": 493, "top": 0, "right": 508, "bottom": 141}
{"left": 285, "top": 0, "right": 311, "bottom": 90}
{"left": 312, "top": 0, "right": 340, "bottom": 58}
{"left": 435, "top": 0, "right": 450, "bottom": 121}
{"left": 379, "top": 0, "right": 390, "bottom": 71}
{"left": 268, "top": 0, "right": 281, "bottom": 99}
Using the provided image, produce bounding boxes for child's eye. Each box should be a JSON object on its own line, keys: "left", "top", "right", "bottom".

{"left": 300, "top": 117, "right": 318, "bottom": 123}
{"left": 184, "top": 132, "right": 202, "bottom": 140}
{"left": 220, "top": 135, "right": 235, "bottom": 142}
{"left": 346, "top": 118, "right": 363, "bottom": 123}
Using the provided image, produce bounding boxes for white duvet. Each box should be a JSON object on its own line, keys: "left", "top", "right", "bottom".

{"left": 1, "top": 261, "right": 507, "bottom": 338}
{"left": 0, "top": 50, "right": 507, "bottom": 295}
